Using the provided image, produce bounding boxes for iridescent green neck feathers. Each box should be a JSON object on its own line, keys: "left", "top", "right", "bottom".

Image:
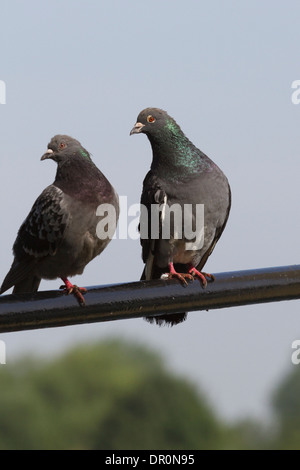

{"left": 148, "top": 118, "right": 212, "bottom": 177}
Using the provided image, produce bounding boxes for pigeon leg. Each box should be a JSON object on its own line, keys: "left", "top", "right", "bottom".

{"left": 167, "top": 262, "right": 194, "bottom": 286}
{"left": 60, "top": 277, "right": 87, "bottom": 306}
{"left": 188, "top": 265, "right": 215, "bottom": 288}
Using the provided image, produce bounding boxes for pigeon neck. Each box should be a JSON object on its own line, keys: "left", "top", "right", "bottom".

{"left": 148, "top": 127, "right": 212, "bottom": 176}
{"left": 54, "top": 156, "right": 107, "bottom": 203}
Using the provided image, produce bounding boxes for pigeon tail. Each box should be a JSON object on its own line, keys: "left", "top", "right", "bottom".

{"left": 12, "top": 276, "right": 41, "bottom": 294}
{"left": 141, "top": 263, "right": 188, "bottom": 326}
{"left": 144, "top": 312, "right": 187, "bottom": 327}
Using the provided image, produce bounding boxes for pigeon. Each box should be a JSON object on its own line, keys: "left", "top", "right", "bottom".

{"left": 0, "top": 135, "right": 119, "bottom": 305}
{"left": 130, "top": 108, "right": 231, "bottom": 326}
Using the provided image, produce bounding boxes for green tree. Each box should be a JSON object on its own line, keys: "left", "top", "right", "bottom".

{"left": 271, "top": 365, "right": 300, "bottom": 450}
{"left": 0, "top": 340, "right": 224, "bottom": 450}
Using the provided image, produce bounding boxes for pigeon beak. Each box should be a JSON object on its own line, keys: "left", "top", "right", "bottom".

{"left": 41, "top": 148, "right": 54, "bottom": 161}
{"left": 130, "top": 122, "right": 145, "bottom": 135}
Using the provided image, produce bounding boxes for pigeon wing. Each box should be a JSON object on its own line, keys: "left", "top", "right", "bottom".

{"left": 0, "top": 185, "right": 69, "bottom": 293}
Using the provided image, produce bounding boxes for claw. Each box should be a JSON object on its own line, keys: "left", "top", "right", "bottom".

{"left": 60, "top": 278, "right": 87, "bottom": 306}
{"left": 165, "top": 263, "right": 194, "bottom": 286}
{"left": 168, "top": 272, "right": 194, "bottom": 286}
{"left": 188, "top": 266, "right": 215, "bottom": 288}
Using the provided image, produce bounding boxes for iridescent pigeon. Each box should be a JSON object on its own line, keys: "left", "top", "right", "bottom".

{"left": 0, "top": 135, "right": 119, "bottom": 305}
{"left": 130, "top": 108, "right": 231, "bottom": 326}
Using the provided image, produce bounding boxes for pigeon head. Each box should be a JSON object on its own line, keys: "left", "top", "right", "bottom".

{"left": 130, "top": 108, "right": 181, "bottom": 138}
{"left": 41, "top": 135, "right": 91, "bottom": 163}
{"left": 130, "top": 108, "right": 213, "bottom": 175}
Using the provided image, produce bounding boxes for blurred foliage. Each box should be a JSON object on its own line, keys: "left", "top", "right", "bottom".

{"left": 271, "top": 366, "right": 300, "bottom": 450}
{"left": 0, "top": 339, "right": 299, "bottom": 450}
{"left": 0, "top": 340, "right": 223, "bottom": 450}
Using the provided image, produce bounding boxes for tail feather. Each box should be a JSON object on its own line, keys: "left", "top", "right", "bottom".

{"left": 1, "top": 259, "right": 41, "bottom": 295}
{"left": 145, "top": 312, "right": 187, "bottom": 327}
{"left": 141, "top": 264, "right": 187, "bottom": 327}
{"left": 12, "top": 276, "right": 41, "bottom": 294}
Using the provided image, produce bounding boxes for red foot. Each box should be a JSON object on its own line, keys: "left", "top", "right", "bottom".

{"left": 167, "top": 263, "right": 194, "bottom": 286}
{"left": 188, "top": 265, "right": 215, "bottom": 288}
{"left": 60, "top": 277, "right": 87, "bottom": 306}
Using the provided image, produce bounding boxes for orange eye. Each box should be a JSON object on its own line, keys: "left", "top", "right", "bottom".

{"left": 147, "top": 115, "right": 155, "bottom": 123}
{"left": 59, "top": 142, "right": 66, "bottom": 149}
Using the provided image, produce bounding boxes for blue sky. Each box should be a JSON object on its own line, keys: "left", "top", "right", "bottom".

{"left": 1, "top": 0, "right": 300, "bottom": 421}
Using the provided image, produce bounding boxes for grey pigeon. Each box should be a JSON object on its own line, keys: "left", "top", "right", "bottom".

{"left": 0, "top": 135, "right": 119, "bottom": 305}
{"left": 130, "top": 108, "right": 231, "bottom": 326}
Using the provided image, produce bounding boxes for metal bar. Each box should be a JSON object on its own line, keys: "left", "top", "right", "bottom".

{"left": 0, "top": 265, "right": 300, "bottom": 333}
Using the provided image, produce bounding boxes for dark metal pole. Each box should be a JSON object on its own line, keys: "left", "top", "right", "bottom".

{"left": 0, "top": 265, "right": 300, "bottom": 333}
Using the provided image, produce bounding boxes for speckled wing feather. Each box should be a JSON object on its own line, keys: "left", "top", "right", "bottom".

{"left": 0, "top": 185, "right": 69, "bottom": 294}
{"left": 14, "top": 185, "right": 69, "bottom": 258}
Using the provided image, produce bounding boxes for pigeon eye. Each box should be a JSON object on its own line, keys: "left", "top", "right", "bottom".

{"left": 147, "top": 115, "right": 155, "bottom": 123}
{"left": 59, "top": 142, "right": 66, "bottom": 149}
